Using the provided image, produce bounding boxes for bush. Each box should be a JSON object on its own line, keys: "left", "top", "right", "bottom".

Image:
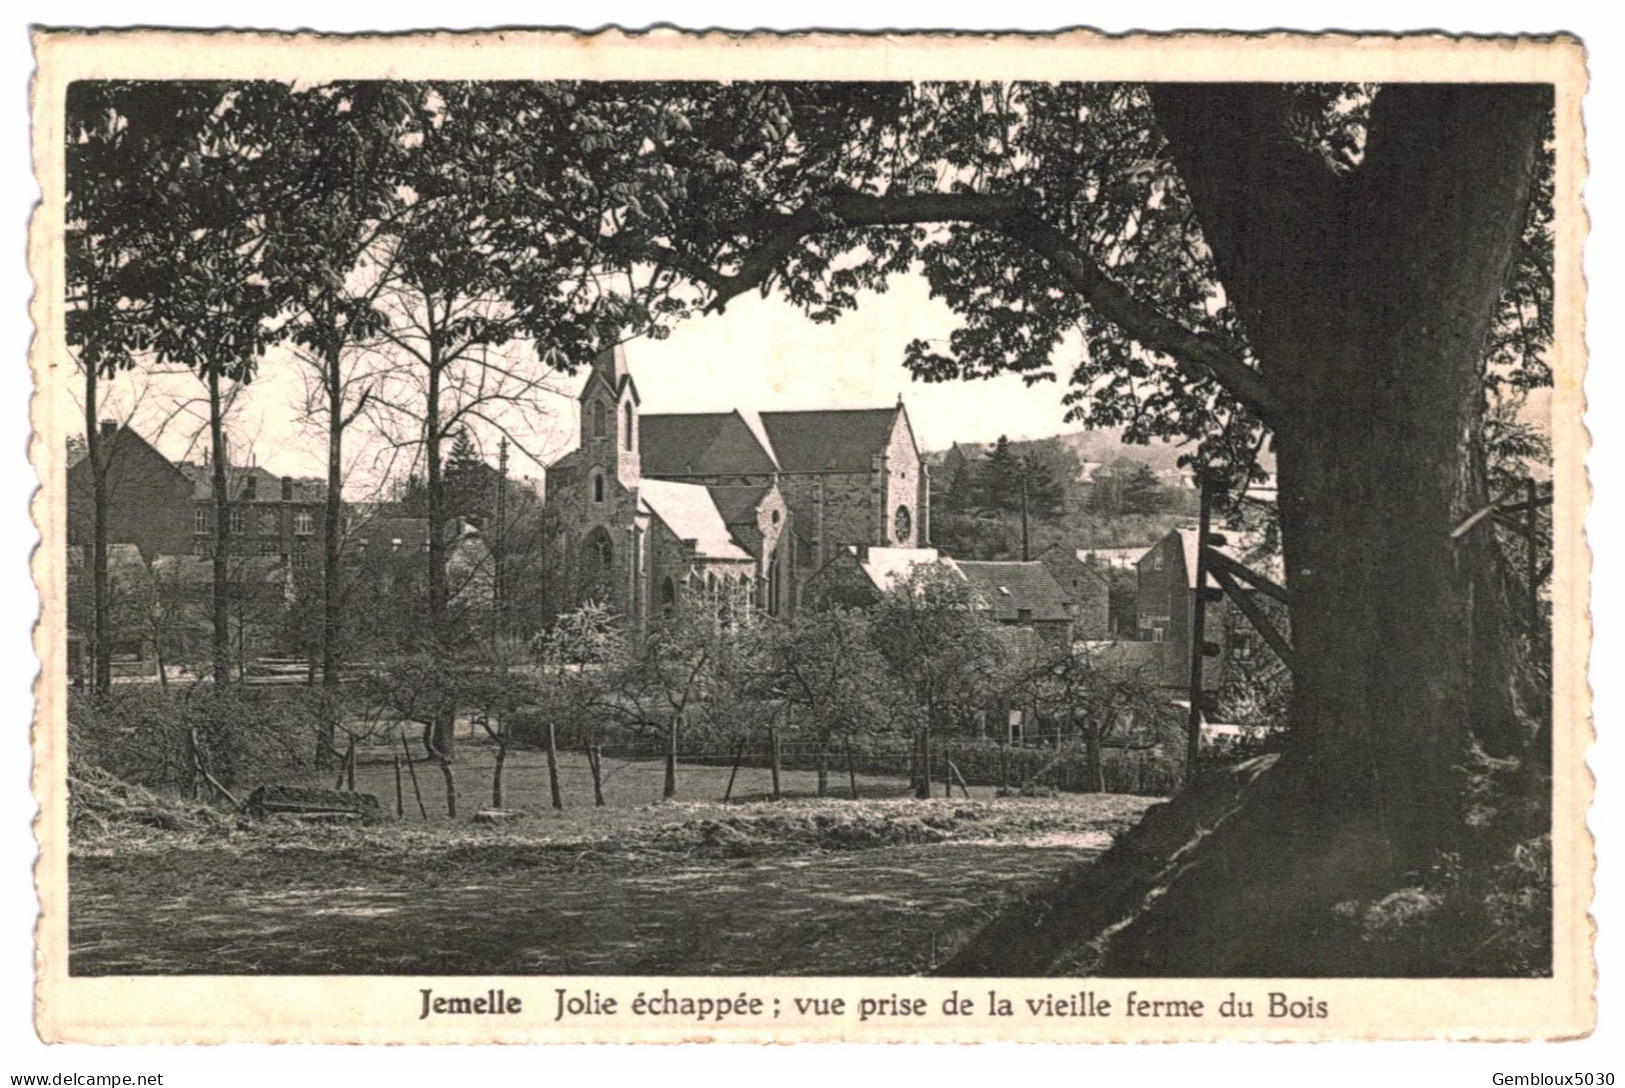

{"left": 68, "top": 685, "right": 345, "bottom": 795}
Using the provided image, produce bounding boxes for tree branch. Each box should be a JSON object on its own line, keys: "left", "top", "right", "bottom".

{"left": 665, "top": 190, "right": 1284, "bottom": 423}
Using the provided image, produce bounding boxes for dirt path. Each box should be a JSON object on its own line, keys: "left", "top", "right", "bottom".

{"left": 70, "top": 797, "right": 1154, "bottom": 976}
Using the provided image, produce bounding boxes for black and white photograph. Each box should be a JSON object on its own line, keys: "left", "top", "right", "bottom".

{"left": 25, "top": 26, "right": 1592, "bottom": 1046}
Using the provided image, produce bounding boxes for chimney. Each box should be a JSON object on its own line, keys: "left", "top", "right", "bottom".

{"left": 99, "top": 420, "right": 117, "bottom": 438}
{"left": 280, "top": 476, "right": 294, "bottom": 502}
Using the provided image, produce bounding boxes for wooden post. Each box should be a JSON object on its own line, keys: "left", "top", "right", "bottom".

{"left": 845, "top": 739, "right": 859, "bottom": 800}
{"left": 999, "top": 740, "right": 1009, "bottom": 793}
{"left": 393, "top": 755, "right": 404, "bottom": 818}
{"left": 588, "top": 743, "right": 606, "bottom": 807}
{"left": 1186, "top": 482, "right": 1213, "bottom": 787}
{"left": 769, "top": 724, "right": 782, "bottom": 801}
{"left": 345, "top": 739, "right": 356, "bottom": 793}
{"left": 663, "top": 717, "right": 678, "bottom": 800}
{"left": 545, "top": 720, "right": 563, "bottom": 810}
{"left": 400, "top": 730, "right": 428, "bottom": 821}
{"left": 724, "top": 738, "right": 746, "bottom": 802}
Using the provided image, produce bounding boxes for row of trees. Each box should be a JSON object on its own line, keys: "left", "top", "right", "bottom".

{"left": 359, "top": 565, "right": 1171, "bottom": 812}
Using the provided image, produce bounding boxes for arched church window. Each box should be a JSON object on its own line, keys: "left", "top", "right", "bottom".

{"left": 661, "top": 577, "right": 676, "bottom": 614}
{"left": 592, "top": 469, "right": 605, "bottom": 504}
{"left": 624, "top": 402, "right": 635, "bottom": 451}
{"left": 894, "top": 504, "right": 912, "bottom": 542}
{"left": 592, "top": 400, "right": 607, "bottom": 439}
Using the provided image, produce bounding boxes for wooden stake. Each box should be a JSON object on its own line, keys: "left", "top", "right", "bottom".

{"left": 400, "top": 730, "right": 427, "bottom": 821}
{"left": 393, "top": 755, "right": 404, "bottom": 818}
{"left": 724, "top": 738, "right": 746, "bottom": 802}
{"left": 769, "top": 725, "right": 782, "bottom": 801}
{"left": 545, "top": 720, "right": 563, "bottom": 810}
{"left": 588, "top": 743, "right": 606, "bottom": 807}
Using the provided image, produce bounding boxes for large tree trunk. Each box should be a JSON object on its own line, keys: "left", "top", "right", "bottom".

{"left": 1059, "top": 83, "right": 1556, "bottom": 973}
{"left": 1153, "top": 81, "right": 1548, "bottom": 864}
{"left": 207, "top": 369, "right": 232, "bottom": 688}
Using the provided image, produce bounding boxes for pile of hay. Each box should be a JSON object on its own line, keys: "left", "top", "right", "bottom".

{"left": 68, "top": 766, "right": 237, "bottom": 845}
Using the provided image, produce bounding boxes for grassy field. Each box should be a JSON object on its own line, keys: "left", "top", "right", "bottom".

{"left": 69, "top": 762, "right": 1156, "bottom": 976}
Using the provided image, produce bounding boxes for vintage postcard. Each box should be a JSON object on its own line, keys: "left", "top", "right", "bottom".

{"left": 29, "top": 28, "right": 1592, "bottom": 1043}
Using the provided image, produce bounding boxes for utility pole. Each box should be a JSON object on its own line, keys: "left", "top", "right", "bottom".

{"left": 1020, "top": 471, "right": 1030, "bottom": 562}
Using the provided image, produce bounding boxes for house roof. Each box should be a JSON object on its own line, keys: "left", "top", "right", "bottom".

{"left": 639, "top": 411, "right": 779, "bottom": 478}
{"left": 66, "top": 543, "right": 147, "bottom": 578}
{"left": 151, "top": 552, "right": 289, "bottom": 587}
{"left": 177, "top": 463, "right": 324, "bottom": 504}
{"left": 854, "top": 546, "right": 962, "bottom": 593}
{"left": 1074, "top": 545, "right": 1148, "bottom": 569}
{"left": 638, "top": 479, "right": 753, "bottom": 562}
{"left": 1172, "top": 525, "right": 1285, "bottom": 590}
{"left": 67, "top": 426, "right": 191, "bottom": 486}
{"left": 350, "top": 516, "right": 430, "bottom": 552}
{"left": 956, "top": 561, "right": 1073, "bottom": 623}
{"left": 757, "top": 408, "right": 901, "bottom": 473}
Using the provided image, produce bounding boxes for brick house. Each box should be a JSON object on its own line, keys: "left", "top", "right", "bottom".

{"left": 67, "top": 422, "right": 194, "bottom": 562}
{"left": 177, "top": 461, "right": 326, "bottom": 578}
{"left": 543, "top": 346, "right": 930, "bottom": 631}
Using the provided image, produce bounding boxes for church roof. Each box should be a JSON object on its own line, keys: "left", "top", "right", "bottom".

{"left": 640, "top": 411, "right": 779, "bottom": 478}
{"left": 638, "top": 479, "right": 753, "bottom": 561}
{"left": 757, "top": 408, "right": 901, "bottom": 473}
{"left": 705, "top": 482, "right": 774, "bottom": 527}
{"left": 957, "top": 561, "right": 1073, "bottom": 624}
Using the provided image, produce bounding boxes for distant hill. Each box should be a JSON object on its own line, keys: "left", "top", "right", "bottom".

{"left": 928, "top": 428, "right": 1276, "bottom": 477}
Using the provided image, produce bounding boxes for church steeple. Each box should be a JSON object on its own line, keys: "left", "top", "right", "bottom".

{"left": 579, "top": 341, "right": 640, "bottom": 488}
{"left": 589, "top": 343, "right": 630, "bottom": 397}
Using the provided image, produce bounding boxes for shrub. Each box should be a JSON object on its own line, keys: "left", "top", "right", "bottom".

{"left": 68, "top": 685, "right": 346, "bottom": 795}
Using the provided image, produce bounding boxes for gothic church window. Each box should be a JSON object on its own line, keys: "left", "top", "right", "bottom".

{"left": 592, "top": 470, "right": 605, "bottom": 504}
{"left": 624, "top": 402, "right": 635, "bottom": 451}
{"left": 593, "top": 400, "right": 607, "bottom": 439}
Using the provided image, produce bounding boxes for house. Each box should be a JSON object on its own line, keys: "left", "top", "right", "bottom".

{"left": 955, "top": 560, "right": 1076, "bottom": 647}
{"left": 1035, "top": 545, "right": 1113, "bottom": 639}
{"left": 799, "top": 545, "right": 962, "bottom": 609}
{"left": 542, "top": 346, "right": 931, "bottom": 631}
{"left": 1135, "top": 522, "right": 1285, "bottom": 690}
{"left": 177, "top": 460, "right": 326, "bottom": 576}
{"left": 67, "top": 422, "right": 195, "bottom": 562}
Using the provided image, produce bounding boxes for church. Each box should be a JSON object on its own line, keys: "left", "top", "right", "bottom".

{"left": 543, "top": 345, "right": 931, "bottom": 634}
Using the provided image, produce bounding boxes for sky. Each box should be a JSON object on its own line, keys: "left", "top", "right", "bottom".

{"left": 76, "top": 270, "right": 1104, "bottom": 498}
